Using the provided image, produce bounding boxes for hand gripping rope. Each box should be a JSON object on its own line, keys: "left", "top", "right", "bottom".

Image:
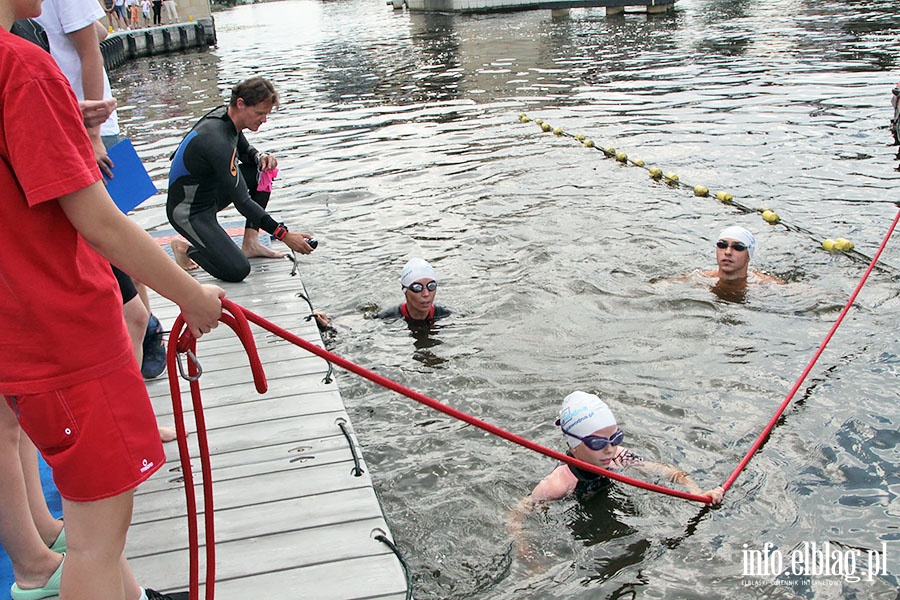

{"left": 166, "top": 207, "right": 898, "bottom": 597}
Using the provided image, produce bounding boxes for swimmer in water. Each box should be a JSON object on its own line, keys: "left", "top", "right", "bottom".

{"left": 377, "top": 258, "right": 451, "bottom": 325}
{"left": 508, "top": 391, "right": 723, "bottom": 534}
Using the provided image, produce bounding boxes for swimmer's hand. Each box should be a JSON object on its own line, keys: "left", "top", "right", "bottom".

{"left": 312, "top": 310, "right": 330, "bottom": 330}
{"left": 704, "top": 486, "right": 725, "bottom": 505}
{"left": 283, "top": 232, "right": 317, "bottom": 255}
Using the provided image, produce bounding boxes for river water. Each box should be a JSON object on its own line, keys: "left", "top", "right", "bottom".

{"left": 111, "top": 0, "right": 900, "bottom": 597}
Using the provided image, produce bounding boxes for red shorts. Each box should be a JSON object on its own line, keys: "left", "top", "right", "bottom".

{"left": 6, "top": 363, "right": 165, "bottom": 501}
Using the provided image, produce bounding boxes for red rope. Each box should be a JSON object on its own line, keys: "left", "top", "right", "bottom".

{"left": 166, "top": 302, "right": 269, "bottom": 600}
{"left": 722, "top": 206, "right": 900, "bottom": 491}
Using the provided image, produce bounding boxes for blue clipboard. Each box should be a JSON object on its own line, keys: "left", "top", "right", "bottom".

{"left": 103, "top": 138, "right": 158, "bottom": 214}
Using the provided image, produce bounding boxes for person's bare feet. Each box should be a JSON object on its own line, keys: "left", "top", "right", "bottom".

{"left": 158, "top": 426, "right": 179, "bottom": 443}
{"left": 242, "top": 229, "right": 284, "bottom": 259}
{"left": 170, "top": 238, "right": 199, "bottom": 271}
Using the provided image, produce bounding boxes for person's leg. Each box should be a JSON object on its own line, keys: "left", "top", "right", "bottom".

{"left": 19, "top": 435, "right": 63, "bottom": 548}
{"left": 238, "top": 161, "right": 282, "bottom": 259}
{"left": 0, "top": 401, "right": 63, "bottom": 591}
{"left": 60, "top": 492, "right": 132, "bottom": 600}
{"left": 171, "top": 211, "right": 253, "bottom": 282}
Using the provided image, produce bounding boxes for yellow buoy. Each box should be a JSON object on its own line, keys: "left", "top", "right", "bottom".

{"left": 664, "top": 172, "right": 679, "bottom": 183}
{"left": 761, "top": 210, "right": 780, "bottom": 224}
{"left": 834, "top": 238, "right": 854, "bottom": 251}
{"left": 541, "top": 122, "right": 552, "bottom": 132}
{"left": 649, "top": 167, "right": 663, "bottom": 179}
{"left": 694, "top": 185, "right": 709, "bottom": 197}
{"left": 715, "top": 191, "right": 733, "bottom": 203}
{"left": 632, "top": 158, "right": 645, "bottom": 167}
{"left": 615, "top": 152, "right": 628, "bottom": 163}
{"left": 822, "top": 239, "right": 836, "bottom": 251}
{"left": 583, "top": 139, "right": 595, "bottom": 148}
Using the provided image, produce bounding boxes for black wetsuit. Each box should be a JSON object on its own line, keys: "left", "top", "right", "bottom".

{"left": 167, "top": 106, "right": 279, "bottom": 282}
{"left": 568, "top": 462, "right": 613, "bottom": 502}
{"left": 376, "top": 303, "right": 451, "bottom": 326}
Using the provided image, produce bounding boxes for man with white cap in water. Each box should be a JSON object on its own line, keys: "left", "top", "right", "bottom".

{"left": 704, "top": 225, "right": 782, "bottom": 284}
{"left": 510, "top": 391, "right": 724, "bottom": 513}
{"left": 378, "top": 257, "right": 451, "bottom": 325}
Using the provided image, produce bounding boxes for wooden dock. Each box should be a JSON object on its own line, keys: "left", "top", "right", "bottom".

{"left": 127, "top": 254, "right": 409, "bottom": 599}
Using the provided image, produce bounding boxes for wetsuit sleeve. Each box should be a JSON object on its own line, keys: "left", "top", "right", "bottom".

{"left": 237, "top": 132, "right": 260, "bottom": 170}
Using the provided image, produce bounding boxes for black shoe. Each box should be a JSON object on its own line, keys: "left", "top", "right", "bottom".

{"left": 141, "top": 314, "right": 167, "bottom": 379}
{"left": 145, "top": 588, "right": 190, "bottom": 600}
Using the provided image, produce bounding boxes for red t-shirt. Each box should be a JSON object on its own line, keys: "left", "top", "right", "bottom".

{"left": 0, "top": 29, "right": 132, "bottom": 395}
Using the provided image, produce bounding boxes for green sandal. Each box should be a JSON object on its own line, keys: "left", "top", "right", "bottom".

{"left": 10, "top": 554, "right": 64, "bottom": 600}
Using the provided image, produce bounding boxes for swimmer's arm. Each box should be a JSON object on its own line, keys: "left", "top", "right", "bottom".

{"left": 58, "top": 181, "right": 225, "bottom": 339}
{"left": 633, "top": 460, "right": 724, "bottom": 504}
{"left": 753, "top": 271, "right": 786, "bottom": 284}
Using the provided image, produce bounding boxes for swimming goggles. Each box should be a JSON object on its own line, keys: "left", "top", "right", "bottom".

{"left": 559, "top": 426, "right": 625, "bottom": 451}
{"left": 405, "top": 281, "right": 437, "bottom": 293}
{"left": 716, "top": 240, "right": 748, "bottom": 252}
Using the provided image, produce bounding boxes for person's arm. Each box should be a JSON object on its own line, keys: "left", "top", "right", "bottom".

{"left": 58, "top": 181, "right": 224, "bottom": 338}
{"left": 66, "top": 22, "right": 114, "bottom": 178}
{"left": 79, "top": 98, "right": 116, "bottom": 129}
{"left": 237, "top": 132, "right": 278, "bottom": 173}
{"left": 208, "top": 139, "right": 315, "bottom": 254}
{"left": 633, "top": 460, "right": 724, "bottom": 504}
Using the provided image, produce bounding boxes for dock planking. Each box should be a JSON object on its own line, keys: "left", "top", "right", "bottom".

{"left": 129, "top": 252, "right": 409, "bottom": 599}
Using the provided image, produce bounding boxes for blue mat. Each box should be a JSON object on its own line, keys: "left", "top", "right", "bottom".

{"left": 0, "top": 456, "right": 62, "bottom": 592}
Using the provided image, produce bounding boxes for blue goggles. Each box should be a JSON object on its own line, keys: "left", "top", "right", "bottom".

{"left": 558, "top": 425, "right": 624, "bottom": 451}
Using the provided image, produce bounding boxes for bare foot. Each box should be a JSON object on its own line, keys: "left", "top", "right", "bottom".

{"left": 158, "top": 426, "right": 178, "bottom": 443}
{"left": 170, "top": 239, "right": 199, "bottom": 271}
{"left": 242, "top": 231, "right": 284, "bottom": 259}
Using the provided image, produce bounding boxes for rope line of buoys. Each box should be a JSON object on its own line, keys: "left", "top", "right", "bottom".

{"left": 517, "top": 113, "right": 899, "bottom": 275}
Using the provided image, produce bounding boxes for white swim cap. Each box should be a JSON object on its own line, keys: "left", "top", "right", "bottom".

{"left": 558, "top": 391, "right": 617, "bottom": 449}
{"left": 400, "top": 258, "right": 436, "bottom": 289}
{"left": 717, "top": 226, "right": 756, "bottom": 259}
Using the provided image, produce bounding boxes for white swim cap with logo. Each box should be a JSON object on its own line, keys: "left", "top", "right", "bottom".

{"left": 400, "top": 258, "right": 436, "bottom": 289}
{"left": 717, "top": 226, "right": 756, "bottom": 259}
{"left": 558, "top": 391, "right": 617, "bottom": 449}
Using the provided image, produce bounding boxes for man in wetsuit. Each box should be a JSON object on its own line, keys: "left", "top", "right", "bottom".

{"left": 167, "top": 76, "right": 315, "bottom": 282}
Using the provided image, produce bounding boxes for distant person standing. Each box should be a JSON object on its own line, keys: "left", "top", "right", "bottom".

{"left": 141, "top": 0, "right": 152, "bottom": 27}
{"left": 152, "top": 0, "right": 162, "bottom": 25}
{"left": 162, "top": 0, "right": 178, "bottom": 24}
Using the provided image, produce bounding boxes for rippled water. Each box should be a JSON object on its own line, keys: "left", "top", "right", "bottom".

{"left": 112, "top": 0, "right": 900, "bottom": 597}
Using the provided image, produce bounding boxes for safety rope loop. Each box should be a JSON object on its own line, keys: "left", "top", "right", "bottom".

{"left": 721, "top": 205, "right": 900, "bottom": 493}
{"left": 337, "top": 420, "right": 364, "bottom": 476}
{"left": 375, "top": 534, "right": 413, "bottom": 600}
{"left": 165, "top": 315, "right": 202, "bottom": 600}
{"left": 219, "top": 299, "right": 268, "bottom": 394}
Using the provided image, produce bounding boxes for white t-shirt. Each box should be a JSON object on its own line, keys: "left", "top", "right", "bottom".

{"left": 35, "top": 0, "right": 120, "bottom": 137}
